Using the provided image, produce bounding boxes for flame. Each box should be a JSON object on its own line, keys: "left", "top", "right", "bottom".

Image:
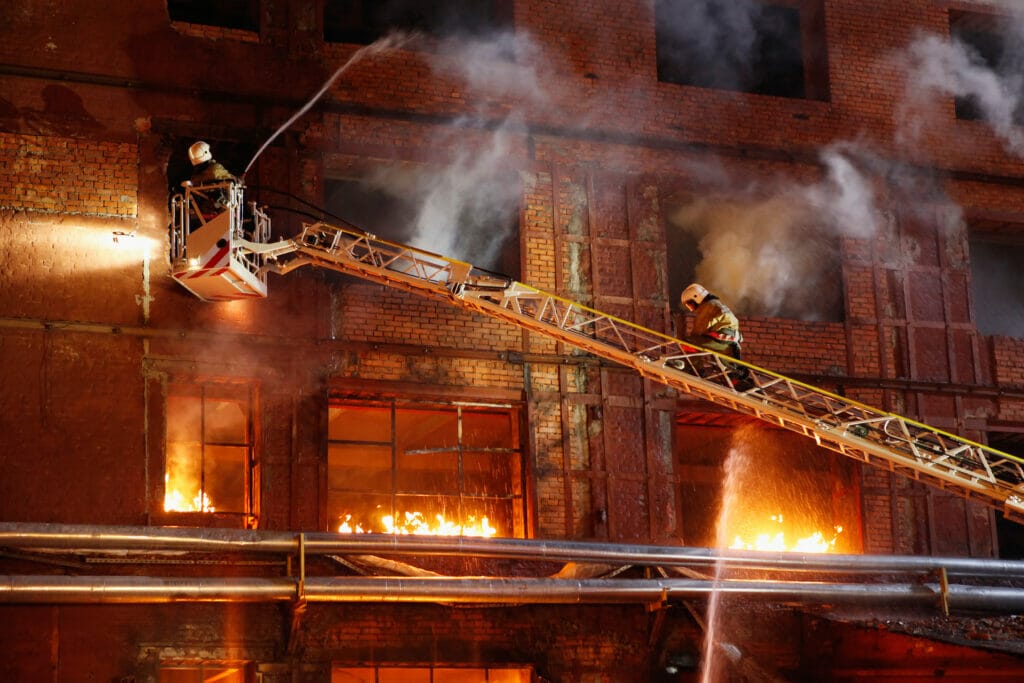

{"left": 337, "top": 510, "right": 497, "bottom": 537}
{"left": 728, "top": 514, "right": 842, "bottom": 553}
{"left": 163, "top": 473, "right": 215, "bottom": 512}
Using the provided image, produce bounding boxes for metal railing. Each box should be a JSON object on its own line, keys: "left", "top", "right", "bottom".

{"left": 169, "top": 181, "right": 270, "bottom": 284}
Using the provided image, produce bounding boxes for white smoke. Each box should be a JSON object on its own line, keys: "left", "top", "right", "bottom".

{"left": 806, "top": 145, "right": 880, "bottom": 240}
{"left": 898, "top": 26, "right": 1024, "bottom": 156}
{"left": 431, "top": 31, "right": 554, "bottom": 111}
{"left": 406, "top": 122, "right": 521, "bottom": 267}
{"left": 337, "top": 31, "right": 548, "bottom": 271}
{"left": 654, "top": 0, "right": 762, "bottom": 91}
{"left": 670, "top": 144, "right": 886, "bottom": 319}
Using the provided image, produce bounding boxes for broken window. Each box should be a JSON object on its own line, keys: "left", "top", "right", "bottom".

{"left": 328, "top": 398, "right": 526, "bottom": 537}
{"left": 332, "top": 666, "right": 533, "bottom": 682}
{"left": 164, "top": 383, "right": 257, "bottom": 524}
{"left": 324, "top": 0, "right": 514, "bottom": 44}
{"left": 654, "top": 0, "right": 829, "bottom": 101}
{"left": 969, "top": 235, "right": 1024, "bottom": 338}
{"left": 167, "top": 0, "right": 259, "bottom": 32}
{"left": 949, "top": 10, "right": 1024, "bottom": 124}
{"left": 324, "top": 169, "right": 521, "bottom": 279}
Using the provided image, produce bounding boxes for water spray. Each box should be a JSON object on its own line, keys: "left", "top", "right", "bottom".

{"left": 242, "top": 32, "right": 413, "bottom": 176}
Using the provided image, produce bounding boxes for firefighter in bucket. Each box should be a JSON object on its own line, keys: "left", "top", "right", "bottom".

{"left": 183, "top": 140, "right": 239, "bottom": 224}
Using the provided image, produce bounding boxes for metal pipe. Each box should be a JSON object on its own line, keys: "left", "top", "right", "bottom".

{"left": 0, "top": 575, "right": 295, "bottom": 602}
{"left": 3, "top": 575, "right": 1024, "bottom": 612}
{"left": 3, "top": 522, "right": 1024, "bottom": 578}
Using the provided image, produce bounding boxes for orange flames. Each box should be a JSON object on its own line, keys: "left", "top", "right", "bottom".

{"left": 163, "top": 473, "right": 215, "bottom": 513}
{"left": 337, "top": 511, "right": 498, "bottom": 537}
{"left": 728, "top": 514, "right": 842, "bottom": 553}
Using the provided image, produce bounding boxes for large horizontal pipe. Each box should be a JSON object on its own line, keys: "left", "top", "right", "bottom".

{"left": 3, "top": 523, "right": 1024, "bottom": 579}
{"left": 4, "top": 575, "right": 1021, "bottom": 612}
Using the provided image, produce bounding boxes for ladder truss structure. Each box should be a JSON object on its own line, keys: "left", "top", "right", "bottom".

{"left": 229, "top": 221, "right": 1024, "bottom": 521}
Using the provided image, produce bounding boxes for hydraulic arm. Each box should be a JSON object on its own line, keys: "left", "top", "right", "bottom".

{"left": 180, "top": 215, "right": 1024, "bottom": 522}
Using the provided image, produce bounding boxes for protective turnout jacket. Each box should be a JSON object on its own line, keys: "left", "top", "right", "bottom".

{"left": 688, "top": 296, "right": 742, "bottom": 354}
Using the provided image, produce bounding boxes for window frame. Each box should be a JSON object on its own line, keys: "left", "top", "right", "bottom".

{"left": 159, "top": 661, "right": 255, "bottom": 683}
{"left": 158, "top": 379, "right": 260, "bottom": 528}
{"left": 331, "top": 664, "right": 535, "bottom": 682}
{"left": 326, "top": 383, "right": 529, "bottom": 538}
{"left": 653, "top": 0, "right": 829, "bottom": 101}
{"left": 949, "top": 8, "right": 1024, "bottom": 125}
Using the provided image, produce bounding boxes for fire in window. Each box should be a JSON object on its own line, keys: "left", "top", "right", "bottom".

{"left": 328, "top": 399, "right": 526, "bottom": 537}
{"left": 161, "top": 662, "right": 252, "bottom": 683}
{"left": 333, "top": 665, "right": 533, "bottom": 682}
{"left": 165, "top": 384, "right": 256, "bottom": 522}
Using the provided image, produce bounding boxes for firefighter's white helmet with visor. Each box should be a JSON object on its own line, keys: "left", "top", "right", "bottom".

{"left": 681, "top": 282, "right": 709, "bottom": 311}
{"left": 188, "top": 141, "right": 212, "bottom": 166}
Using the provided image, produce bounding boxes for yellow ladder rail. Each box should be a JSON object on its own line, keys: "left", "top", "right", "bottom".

{"left": 263, "top": 221, "right": 1024, "bottom": 520}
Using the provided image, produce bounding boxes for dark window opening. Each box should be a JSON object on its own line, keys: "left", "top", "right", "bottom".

{"left": 327, "top": 398, "right": 527, "bottom": 538}
{"left": 168, "top": 0, "right": 259, "bottom": 32}
{"left": 989, "top": 430, "right": 1024, "bottom": 559}
{"left": 969, "top": 235, "right": 1024, "bottom": 338}
{"left": 324, "top": 171, "right": 521, "bottom": 279}
{"left": 324, "top": 0, "right": 514, "bottom": 45}
{"left": 950, "top": 10, "right": 1024, "bottom": 124}
{"left": 164, "top": 383, "right": 257, "bottom": 524}
{"left": 654, "top": 0, "right": 828, "bottom": 101}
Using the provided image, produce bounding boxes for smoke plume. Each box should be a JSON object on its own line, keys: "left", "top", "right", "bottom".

{"left": 898, "top": 21, "right": 1024, "bottom": 157}
{"left": 654, "top": 0, "right": 762, "bottom": 91}
{"left": 343, "top": 30, "right": 560, "bottom": 272}
{"left": 670, "top": 144, "right": 885, "bottom": 319}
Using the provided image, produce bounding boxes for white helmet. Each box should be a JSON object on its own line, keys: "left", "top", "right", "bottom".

{"left": 681, "top": 282, "right": 709, "bottom": 311}
{"left": 188, "top": 141, "right": 212, "bottom": 166}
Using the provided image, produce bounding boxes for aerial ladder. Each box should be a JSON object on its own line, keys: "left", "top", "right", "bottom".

{"left": 170, "top": 185, "right": 1024, "bottom": 522}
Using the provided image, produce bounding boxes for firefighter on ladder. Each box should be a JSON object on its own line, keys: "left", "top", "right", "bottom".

{"left": 680, "top": 282, "right": 753, "bottom": 389}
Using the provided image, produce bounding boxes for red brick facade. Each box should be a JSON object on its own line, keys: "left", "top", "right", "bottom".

{"left": 2, "top": 1, "right": 1024, "bottom": 680}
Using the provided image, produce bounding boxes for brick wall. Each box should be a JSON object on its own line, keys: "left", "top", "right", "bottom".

{"left": 0, "top": 133, "right": 136, "bottom": 216}
{"left": 3, "top": 0, "right": 1024, "bottom": 679}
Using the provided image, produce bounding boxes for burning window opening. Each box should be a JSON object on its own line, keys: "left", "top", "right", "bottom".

{"left": 727, "top": 513, "right": 844, "bottom": 553}
{"left": 328, "top": 399, "right": 526, "bottom": 538}
{"left": 165, "top": 384, "right": 255, "bottom": 521}
{"left": 332, "top": 665, "right": 533, "bottom": 682}
{"left": 674, "top": 418, "right": 861, "bottom": 553}
{"left": 160, "top": 662, "right": 249, "bottom": 683}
